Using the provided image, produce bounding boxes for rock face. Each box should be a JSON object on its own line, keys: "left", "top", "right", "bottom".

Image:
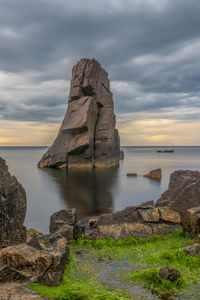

{"left": 0, "top": 157, "right": 27, "bottom": 247}
{"left": 156, "top": 170, "right": 200, "bottom": 216}
{"left": 91, "top": 203, "right": 181, "bottom": 239}
{"left": 38, "top": 58, "right": 120, "bottom": 169}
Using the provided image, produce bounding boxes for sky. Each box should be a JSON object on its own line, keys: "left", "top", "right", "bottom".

{"left": 0, "top": 0, "right": 200, "bottom": 146}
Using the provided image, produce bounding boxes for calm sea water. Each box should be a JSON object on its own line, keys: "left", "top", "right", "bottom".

{"left": 0, "top": 146, "right": 199, "bottom": 232}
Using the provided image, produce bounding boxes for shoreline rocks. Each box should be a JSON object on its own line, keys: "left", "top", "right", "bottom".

{"left": 89, "top": 203, "right": 181, "bottom": 240}
{"left": 38, "top": 58, "right": 120, "bottom": 169}
{"left": 156, "top": 170, "right": 200, "bottom": 216}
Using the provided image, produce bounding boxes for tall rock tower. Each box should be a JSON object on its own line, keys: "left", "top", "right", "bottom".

{"left": 38, "top": 58, "right": 120, "bottom": 169}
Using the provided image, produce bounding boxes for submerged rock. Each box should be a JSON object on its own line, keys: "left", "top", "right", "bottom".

{"left": 156, "top": 170, "right": 200, "bottom": 216}
{"left": 0, "top": 157, "right": 27, "bottom": 247}
{"left": 91, "top": 204, "right": 181, "bottom": 239}
{"left": 143, "top": 168, "right": 162, "bottom": 181}
{"left": 38, "top": 58, "right": 120, "bottom": 169}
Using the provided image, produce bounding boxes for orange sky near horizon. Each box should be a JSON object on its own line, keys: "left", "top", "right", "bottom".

{"left": 0, "top": 118, "right": 199, "bottom": 146}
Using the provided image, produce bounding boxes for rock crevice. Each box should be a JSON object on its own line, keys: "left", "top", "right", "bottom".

{"left": 38, "top": 58, "right": 120, "bottom": 169}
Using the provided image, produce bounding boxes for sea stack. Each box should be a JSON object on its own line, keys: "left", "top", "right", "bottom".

{"left": 38, "top": 58, "right": 120, "bottom": 168}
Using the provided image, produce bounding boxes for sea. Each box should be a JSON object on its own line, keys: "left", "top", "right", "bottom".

{"left": 0, "top": 146, "right": 199, "bottom": 233}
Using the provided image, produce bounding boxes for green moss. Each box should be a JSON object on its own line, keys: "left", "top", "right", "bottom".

{"left": 30, "top": 230, "right": 200, "bottom": 299}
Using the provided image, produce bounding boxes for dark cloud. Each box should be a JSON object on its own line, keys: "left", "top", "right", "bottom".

{"left": 0, "top": 0, "right": 200, "bottom": 123}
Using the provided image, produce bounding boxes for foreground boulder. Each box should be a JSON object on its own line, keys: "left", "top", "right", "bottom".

{"left": 0, "top": 236, "right": 69, "bottom": 286}
{"left": 156, "top": 170, "right": 200, "bottom": 216}
{"left": 38, "top": 58, "right": 120, "bottom": 169}
{"left": 91, "top": 203, "right": 181, "bottom": 239}
{"left": 0, "top": 157, "right": 27, "bottom": 247}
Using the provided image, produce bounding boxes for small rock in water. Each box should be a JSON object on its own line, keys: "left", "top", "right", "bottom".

{"left": 159, "top": 267, "right": 180, "bottom": 281}
{"left": 143, "top": 168, "right": 162, "bottom": 180}
{"left": 126, "top": 173, "right": 137, "bottom": 177}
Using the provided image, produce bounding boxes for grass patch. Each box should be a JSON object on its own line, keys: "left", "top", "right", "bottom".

{"left": 30, "top": 230, "right": 200, "bottom": 299}
{"left": 30, "top": 252, "right": 130, "bottom": 300}
{"left": 130, "top": 268, "right": 185, "bottom": 299}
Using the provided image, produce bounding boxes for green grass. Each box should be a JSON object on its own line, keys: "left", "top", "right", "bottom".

{"left": 30, "top": 230, "right": 200, "bottom": 299}
{"left": 30, "top": 252, "right": 130, "bottom": 300}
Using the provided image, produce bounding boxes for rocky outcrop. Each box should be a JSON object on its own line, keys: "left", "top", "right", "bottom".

{"left": 38, "top": 58, "right": 120, "bottom": 169}
{"left": 156, "top": 170, "right": 200, "bottom": 216}
{"left": 0, "top": 157, "right": 27, "bottom": 247}
{"left": 90, "top": 203, "right": 181, "bottom": 239}
{"left": 144, "top": 168, "right": 162, "bottom": 181}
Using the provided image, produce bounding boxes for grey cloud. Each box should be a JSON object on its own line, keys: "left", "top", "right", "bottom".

{"left": 0, "top": 0, "right": 200, "bottom": 123}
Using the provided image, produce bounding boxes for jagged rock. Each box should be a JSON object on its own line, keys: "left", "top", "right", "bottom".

{"left": 0, "top": 157, "right": 27, "bottom": 247}
{"left": 156, "top": 170, "right": 200, "bottom": 216}
{"left": 93, "top": 205, "right": 181, "bottom": 239}
{"left": 49, "top": 209, "right": 84, "bottom": 240}
{"left": 143, "top": 168, "right": 162, "bottom": 180}
{"left": 38, "top": 58, "right": 120, "bottom": 169}
{"left": 159, "top": 267, "right": 180, "bottom": 281}
{"left": 185, "top": 243, "right": 200, "bottom": 256}
{"left": 182, "top": 207, "right": 200, "bottom": 237}
{"left": 0, "top": 236, "right": 69, "bottom": 286}
{"left": 49, "top": 209, "right": 77, "bottom": 233}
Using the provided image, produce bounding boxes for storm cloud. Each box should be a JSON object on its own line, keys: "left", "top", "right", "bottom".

{"left": 0, "top": 0, "right": 200, "bottom": 129}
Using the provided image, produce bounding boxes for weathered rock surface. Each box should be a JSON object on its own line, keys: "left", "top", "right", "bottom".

{"left": 0, "top": 157, "right": 27, "bottom": 247}
{"left": 38, "top": 58, "right": 120, "bottom": 169}
{"left": 144, "top": 168, "right": 162, "bottom": 180}
{"left": 159, "top": 267, "right": 180, "bottom": 281}
{"left": 182, "top": 207, "right": 200, "bottom": 237}
{"left": 49, "top": 209, "right": 84, "bottom": 240}
{"left": 156, "top": 170, "right": 200, "bottom": 216}
{"left": 0, "top": 236, "right": 69, "bottom": 286}
{"left": 91, "top": 204, "right": 181, "bottom": 239}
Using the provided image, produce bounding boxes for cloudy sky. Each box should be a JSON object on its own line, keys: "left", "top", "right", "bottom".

{"left": 0, "top": 0, "right": 200, "bottom": 146}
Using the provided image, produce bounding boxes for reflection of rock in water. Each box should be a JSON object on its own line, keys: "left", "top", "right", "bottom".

{"left": 42, "top": 168, "right": 119, "bottom": 219}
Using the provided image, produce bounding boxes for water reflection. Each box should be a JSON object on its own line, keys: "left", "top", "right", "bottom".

{"left": 40, "top": 167, "right": 119, "bottom": 219}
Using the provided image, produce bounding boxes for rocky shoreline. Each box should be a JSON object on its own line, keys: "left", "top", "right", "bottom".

{"left": 0, "top": 157, "right": 200, "bottom": 299}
